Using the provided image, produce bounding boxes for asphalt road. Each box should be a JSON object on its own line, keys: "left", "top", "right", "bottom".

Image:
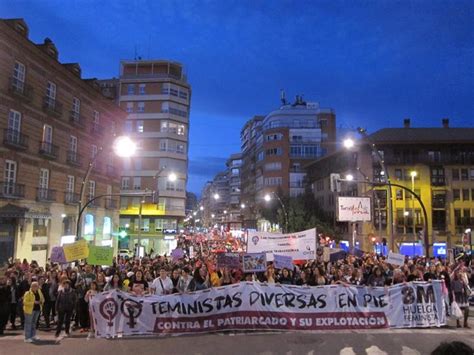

{"left": 1, "top": 316, "right": 473, "bottom": 355}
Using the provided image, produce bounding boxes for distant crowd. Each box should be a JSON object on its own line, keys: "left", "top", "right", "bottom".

{"left": 0, "top": 233, "right": 472, "bottom": 343}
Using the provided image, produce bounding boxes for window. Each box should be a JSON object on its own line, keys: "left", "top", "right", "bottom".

{"left": 137, "top": 102, "right": 145, "bottom": 113}
{"left": 257, "top": 151, "right": 264, "bottom": 161}
{"left": 4, "top": 160, "right": 17, "bottom": 194}
{"left": 432, "top": 210, "right": 446, "bottom": 231}
{"left": 121, "top": 177, "right": 130, "bottom": 190}
{"left": 264, "top": 177, "right": 282, "bottom": 186}
{"left": 139, "top": 84, "right": 146, "bottom": 95}
{"left": 292, "top": 135, "right": 303, "bottom": 142}
{"left": 454, "top": 209, "right": 462, "bottom": 225}
{"left": 93, "top": 111, "right": 100, "bottom": 125}
{"left": 7, "top": 110, "right": 21, "bottom": 143}
{"left": 66, "top": 175, "right": 75, "bottom": 193}
{"left": 166, "top": 180, "right": 176, "bottom": 191}
{"left": 84, "top": 214, "right": 94, "bottom": 236}
{"left": 72, "top": 97, "right": 81, "bottom": 114}
{"left": 432, "top": 191, "right": 446, "bottom": 208}
{"left": 428, "top": 151, "right": 441, "bottom": 163}
{"left": 452, "top": 169, "right": 459, "bottom": 181}
{"left": 265, "top": 133, "right": 283, "bottom": 141}
{"left": 39, "top": 168, "right": 49, "bottom": 189}
{"left": 177, "top": 144, "right": 185, "bottom": 154}
{"left": 33, "top": 218, "right": 48, "bottom": 238}
{"left": 124, "top": 120, "right": 133, "bottom": 132}
{"left": 470, "top": 168, "right": 474, "bottom": 181}
{"left": 177, "top": 124, "right": 185, "bottom": 135}
{"left": 265, "top": 162, "right": 282, "bottom": 171}
{"left": 42, "top": 124, "right": 53, "bottom": 143}
{"left": 395, "top": 169, "right": 403, "bottom": 181}
{"left": 103, "top": 217, "right": 112, "bottom": 237}
{"left": 266, "top": 148, "right": 282, "bottom": 156}
{"left": 126, "top": 102, "right": 133, "bottom": 113}
{"left": 13, "top": 61, "right": 25, "bottom": 90}
{"left": 453, "top": 189, "right": 460, "bottom": 201}
{"left": 133, "top": 177, "right": 141, "bottom": 190}
{"left": 69, "top": 135, "right": 77, "bottom": 153}
{"left": 460, "top": 169, "right": 469, "bottom": 181}
{"left": 136, "top": 120, "right": 144, "bottom": 133}
{"left": 462, "top": 189, "right": 470, "bottom": 201}
{"left": 396, "top": 189, "right": 403, "bottom": 200}
{"left": 140, "top": 218, "right": 150, "bottom": 232}
{"left": 88, "top": 180, "right": 95, "bottom": 199}
{"left": 127, "top": 84, "right": 135, "bottom": 95}
{"left": 46, "top": 81, "right": 56, "bottom": 100}
{"left": 430, "top": 167, "right": 445, "bottom": 186}
{"left": 231, "top": 168, "right": 240, "bottom": 175}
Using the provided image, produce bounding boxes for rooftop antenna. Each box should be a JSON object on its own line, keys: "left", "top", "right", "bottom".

{"left": 280, "top": 89, "right": 287, "bottom": 105}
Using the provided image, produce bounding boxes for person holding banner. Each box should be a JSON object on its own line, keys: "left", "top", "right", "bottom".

{"left": 151, "top": 268, "right": 173, "bottom": 295}
{"left": 277, "top": 268, "right": 293, "bottom": 285}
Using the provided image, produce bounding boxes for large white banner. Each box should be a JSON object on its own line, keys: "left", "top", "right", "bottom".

{"left": 90, "top": 281, "right": 446, "bottom": 338}
{"left": 337, "top": 197, "right": 372, "bottom": 222}
{"left": 247, "top": 228, "right": 316, "bottom": 260}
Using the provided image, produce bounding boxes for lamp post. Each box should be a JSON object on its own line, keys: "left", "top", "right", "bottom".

{"left": 344, "top": 130, "right": 395, "bottom": 252}
{"left": 264, "top": 191, "right": 288, "bottom": 233}
{"left": 76, "top": 136, "right": 136, "bottom": 241}
{"left": 410, "top": 171, "right": 417, "bottom": 255}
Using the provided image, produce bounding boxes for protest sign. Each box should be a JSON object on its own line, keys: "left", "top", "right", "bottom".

{"left": 247, "top": 228, "right": 316, "bottom": 260}
{"left": 90, "top": 281, "right": 446, "bottom": 338}
{"left": 273, "top": 254, "right": 293, "bottom": 270}
{"left": 337, "top": 197, "right": 371, "bottom": 222}
{"left": 50, "top": 246, "right": 67, "bottom": 264}
{"left": 171, "top": 248, "right": 184, "bottom": 261}
{"left": 242, "top": 253, "right": 266, "bottom": 272}
{"left": 329, "top": 249, "right": 347, "bottom": 262}
{"left": 387, "top": 252, "right": 405, "bottom": 266}
{"left": 88, "top": 245, "right": 114, "bottom": 266}
{"left": 63, "top": 239, "right": 89, "bottom": 262}
{"left": 217, "top": 253, "right": 241, "bottom": 269}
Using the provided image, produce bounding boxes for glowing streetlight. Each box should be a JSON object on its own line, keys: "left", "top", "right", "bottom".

{"left": 223, "top": 210, "right": 228, "bottom": 214}
{"left": 168, "top": 172, "right": 177, "bottom": 182}
{"left": 410, "top": 171, "right": 417, "bottom": 178}
{"left": 264, "top": 194, "right": 271, "bottom": 202}
{"left": 240, "top": 203, "right": 246, "bottom": 209}
{"left": 193, "top": 211, "right": 197, "bottom": 216}
{"left": 343, "top": 138, "right": 355, "bottom": 149}
{"left": 61, "top": 213, "right": 67, "bottom": 218}
{"left": 211, "top": 214, "right": 215, "bottom": 218}
{"left": 404, "top": 211, "right": 409, "bottom": 216}
{"left": 113, "top": 136, "right": 137, "bottom": 157}
{"left": 345, "top": 174, "right": 354, "bottom": 181}
{"left": 213, "top": 193, "right": 220, "bottom": 200}
{"left": 199, "top": 206, "right": 204, "bottom": 211}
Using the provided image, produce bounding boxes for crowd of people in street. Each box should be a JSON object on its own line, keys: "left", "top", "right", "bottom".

{"left": 0, "top": 234, "right": 472, "bottom": 343}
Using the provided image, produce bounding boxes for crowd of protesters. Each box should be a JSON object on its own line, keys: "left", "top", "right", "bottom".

{"left": 0, "top": 233, "right": 472, "bottom": 343}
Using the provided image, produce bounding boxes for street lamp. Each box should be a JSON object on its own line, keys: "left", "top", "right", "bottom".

{"left": 264, "top": 191, "right": 289, "bottom": 232}
{"left": 410, "top": 170, "right": 417, "bottom": 251}
{"left": 211, "top": 214, "right": 215, "bottom": 218}
{"left": 345, "top": 174, "right": 354, "bottom": 181}
{"left": 168, "top": 172, "right": 177, "bottom": 182}
{"left": 76, "top": 135, "right": 136, "bottom": 240}
{"left": 240, "top": 203, "right": 246, "bottom": 209}
{"left": 213, "top": 193, "right": 220, "bottom": 200}
{"left": 199, "top": 206, "right": 204, "bottom": 211}
{"left": 193, "top": 211, "right": 197, "bottom": 216}
{"left": 343, "top": 138, "right": 355, "bottom": 149}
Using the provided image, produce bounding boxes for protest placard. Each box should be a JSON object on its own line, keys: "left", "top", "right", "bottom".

{"left": 171, "top": 248, "right": 184, "bottom": 261}
{"left": 273, "top": 254, "right": 293, "bottom": 270}
{"left": 387, "top": 251, "right": 405, "bottom": 266}
{"left": 217, "top": 253, "right": 241, "bottom": 269}
{"left": 242, "top": 253, "right": 266, "bottom": 272}
{"left": 88, "top": 245, "right": 114, "bottom": 266}
{"left": 63, "top": 239, "right": 89, "bottom": 262}
{"left": 50, "top": 246, "right": 67, "bottom": 264}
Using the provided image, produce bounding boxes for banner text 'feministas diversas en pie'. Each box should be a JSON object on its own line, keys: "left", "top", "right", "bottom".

{"left": 90, "top": 281, "right": 446, "bottom": 338}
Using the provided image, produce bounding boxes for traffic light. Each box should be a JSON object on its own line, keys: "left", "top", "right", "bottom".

{"left": 330, "top": 173, "right": 341, "bottom": 192}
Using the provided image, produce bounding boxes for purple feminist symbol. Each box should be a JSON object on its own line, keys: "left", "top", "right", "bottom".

{"left": 252, "top": 236, "right": 259, "bottom": 246}
{"left": 120, "top": 299, "right": 143, "bottom": 328}
{"left": 99, "top": 298, "right": 118, "bottom": 327}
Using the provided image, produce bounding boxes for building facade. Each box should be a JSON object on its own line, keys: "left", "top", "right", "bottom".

{"left": 240, "top": 96, "right": 336, "bottom": 229}
{"left": 306, "top": 119, "right": 474, "bottom": 254}
{"left": 0, "top": 19, "right": 126, "bottom": 265}
{"left": 100, "top": 60, "right": 191, "bottom": 255}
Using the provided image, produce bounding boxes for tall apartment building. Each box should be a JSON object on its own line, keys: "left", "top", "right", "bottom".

{"left": 99, "top": 60, "right": 191, "bottom": 255}
{"left": 240, "top": 96, "right": 336, "bottom": 229}
{"left": 0, "top": 19, "right": 126, "bottom": 265}
{"left": 306, "top": 119, "right": 474, "bottom": 254}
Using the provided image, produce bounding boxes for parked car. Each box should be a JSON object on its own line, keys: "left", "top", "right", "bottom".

{"left": 117, "top": 249, "right": 134, "bottom": 259}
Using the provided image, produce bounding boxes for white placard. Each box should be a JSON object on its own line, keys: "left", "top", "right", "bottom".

{"left": 337, "top": 197, "right": 372, "bottom": 222}
{"left": 387, "top": 251, "right": 405, "bottom": 266}
{"left": 247, "top": 228, "right": 316, "bottom": 260}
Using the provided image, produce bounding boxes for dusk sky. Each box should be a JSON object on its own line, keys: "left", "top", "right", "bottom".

{"left": 2, "top": 0, "right": 473, "bottom": 195}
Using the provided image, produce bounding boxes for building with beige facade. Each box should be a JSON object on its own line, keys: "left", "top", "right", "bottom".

{"left": 306, "top": 119, "right": 474, "bottom": 255}
{"left": 0, "top": 19, "right": 126, "bottom": 265}
{"left": 100, "top": 60, "right": 191, "bottom": 255}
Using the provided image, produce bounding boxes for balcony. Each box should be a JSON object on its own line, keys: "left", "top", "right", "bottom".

{"left": 0, "top": 182, "right": 25, "bottom": 199}
{"left": 66, "top": 150, "right": 82, "bottom": 167}
{"left": 42, "top": 96, "right": 63, "bottom": 117}
{"left": 8, "top": 77, "right": 33, "bottom": 102}
{"left": 69, "top": 111, "right": 85, "bottom": 127}
{"left": 3, "top": 129, "right": 28, "bottom": 150}
{"left": 455, "top": 217, "right": 474, "bottom": 227}
{"left": 91, "top": 123, "right": 104, "bottom": 136}
{"left": 36, "top": 188, "right": 56, "bottom": 202}
{"left": 105, "top": 199, "right": 117, "bottom": 209}
{"left": 106, "top": 165, "right": 117, "bottom": 177}
{"left": 64, "top": 192, "right": 79, "bottom": 205}
{"left": 39, "top": 141, "right": 59, "bottom": 159}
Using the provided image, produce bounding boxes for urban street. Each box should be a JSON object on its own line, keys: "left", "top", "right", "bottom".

{"left": 0, "top": 1, "right": 473, "bottom": 355}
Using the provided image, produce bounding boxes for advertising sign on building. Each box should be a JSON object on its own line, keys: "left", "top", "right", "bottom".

{"left": 337, "top": 197, "right": 371, "bottom": 222}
